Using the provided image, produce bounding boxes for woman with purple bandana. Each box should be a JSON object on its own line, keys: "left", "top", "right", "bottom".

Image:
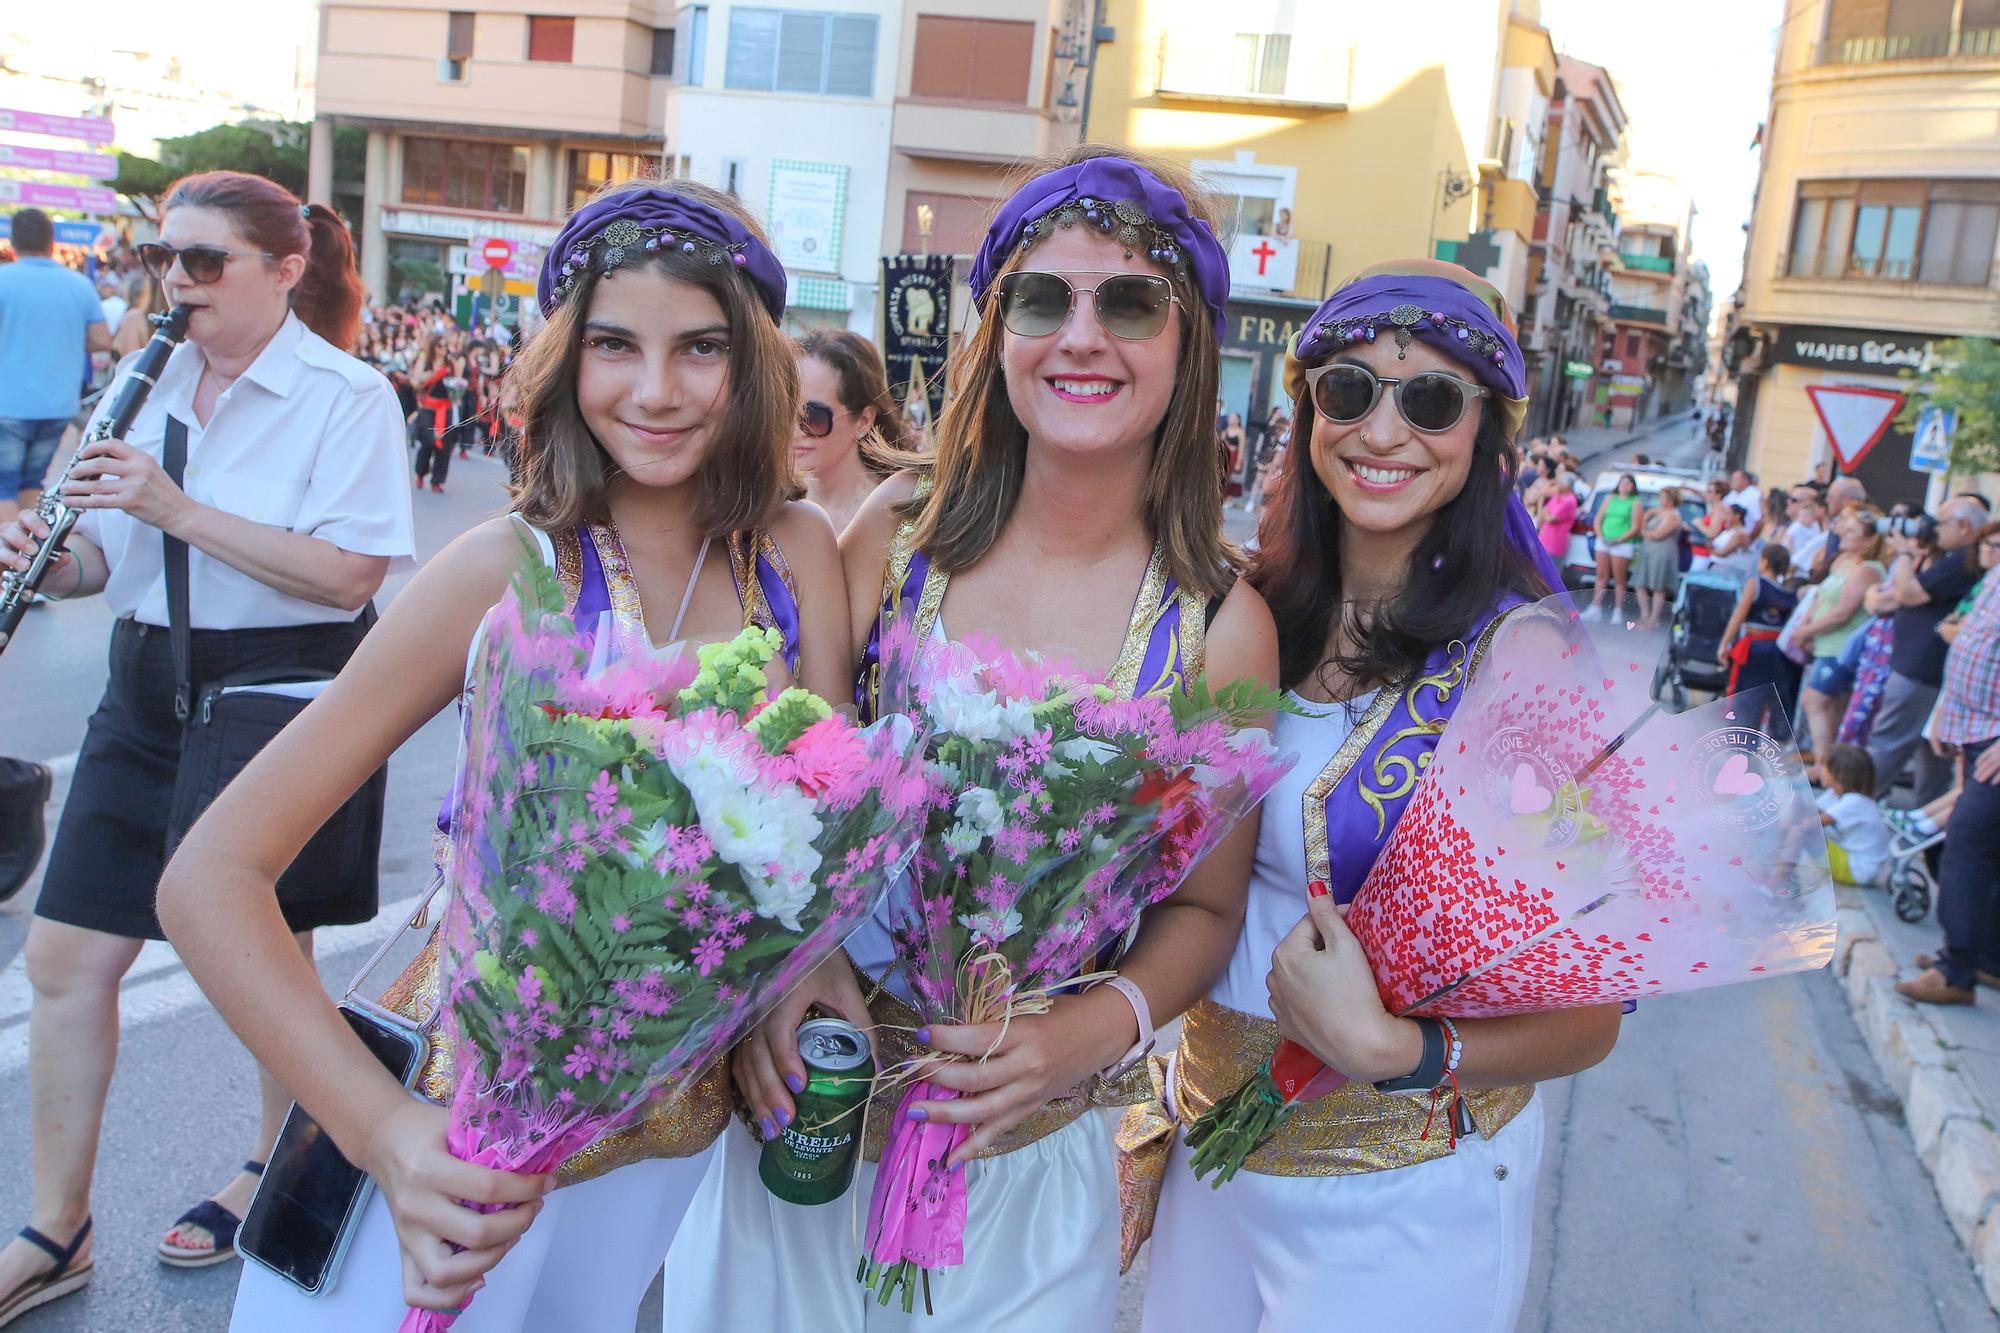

{"left": 662, "top": 147, "right": 1277, "bottom": 1329}
{"left": 163, "top": 179, "right": 851, "bottom": 1330}
{"left": 1125, "top": 261, "right": 1622, "bottom": 1330}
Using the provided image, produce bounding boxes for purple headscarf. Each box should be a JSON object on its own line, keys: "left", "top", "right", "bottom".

{"left": 967, "top": 158, "right": 1230, "bottom": 338}
{"left": 537, "top": 186, "right": 788, "bottom": 323}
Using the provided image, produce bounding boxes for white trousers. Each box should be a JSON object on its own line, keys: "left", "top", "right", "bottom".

{"left": 1141, "top": 1097, "right": 1544, "bottom": 1333}
{"left": 660, "top": 1112, "right": 1121, "bottom": 1332}
{"left": 230, "top": 1151, "right": 713, "bottom": 1333}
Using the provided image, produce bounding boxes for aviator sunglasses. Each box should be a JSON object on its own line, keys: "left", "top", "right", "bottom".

{"left": 995, "top": 271, "right": 1181, "bottom": 341}
{"left": 798, "top": 400, "right": 836, "bottom": 438}
{"left": 1302, "top": 362, "right": 1491, "bottom": 435}
{"left": 137, "top": 241, "right": 276, "bottom": 284}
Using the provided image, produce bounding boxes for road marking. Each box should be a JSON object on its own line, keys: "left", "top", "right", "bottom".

{"left": 0, "top": 891, "right": 428, "bottom": 1076}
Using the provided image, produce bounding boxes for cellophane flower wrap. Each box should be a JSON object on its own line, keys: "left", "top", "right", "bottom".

{"left": 858, "top": 622, "right": 1293, "bottom": 1313}
{"left": 1185, "top": 594, "right": 1836, "bottom": 1184}
{"left": 401, "top": 555, "right": 929, "bottom": 1333}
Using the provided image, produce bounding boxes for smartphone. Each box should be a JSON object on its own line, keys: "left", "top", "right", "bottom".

{"left": 237, "top": 1003, "right": 426, "bottom": 1295}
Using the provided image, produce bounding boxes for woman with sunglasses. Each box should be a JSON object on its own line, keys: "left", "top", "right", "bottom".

{"left": 0, "top": 171, "right": 414, "bottom": 1322}
{"left": 662, "top": 145, "right": 1276, "bottom": 1331}
{"left": 793, "top": 328, "right": 910, "bottom": 535}
{"left": 161, "top": 179, "right": 851, "bottom": 1329}
{"left": 1127, "top": 260, "right": 1621, "bottom": 1331}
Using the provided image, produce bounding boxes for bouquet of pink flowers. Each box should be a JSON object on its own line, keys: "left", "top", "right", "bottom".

{"left": 404, "top": 556, "right": 929, "bottom": 1332}
{"left": 858, "top": 626, "right": 1293, "bottom": 1313}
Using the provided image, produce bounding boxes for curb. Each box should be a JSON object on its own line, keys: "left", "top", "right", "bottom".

{"left": 1831, "top": 886, "right": 2000, "bottom": 1312}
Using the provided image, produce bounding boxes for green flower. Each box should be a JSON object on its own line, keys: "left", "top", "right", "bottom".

{"left": 748, "top": 687, "right": 834, "bottom": 753}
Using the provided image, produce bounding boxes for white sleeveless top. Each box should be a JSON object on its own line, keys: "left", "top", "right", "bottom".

{"left": 1210, "top": 688, "right": 1375, "bottom": 1018}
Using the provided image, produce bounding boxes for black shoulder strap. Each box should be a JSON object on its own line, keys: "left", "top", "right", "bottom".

{"left": 162, "top": 415, "right": 192, "bottom": 722}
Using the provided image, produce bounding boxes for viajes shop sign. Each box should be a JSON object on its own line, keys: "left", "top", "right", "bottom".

{"left": 1774, "top": 324, "right": 1942, "bottom": 373}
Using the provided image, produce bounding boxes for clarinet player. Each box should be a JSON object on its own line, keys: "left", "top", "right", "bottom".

{"left": 0, "top": 171, "right": 413, "bottom": 1326}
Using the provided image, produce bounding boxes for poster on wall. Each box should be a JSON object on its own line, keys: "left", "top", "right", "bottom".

{"left": 880, "top": 254, "right": 953, "bottom": 429}
{"left": 768, "top": 160, "right": 847, "bottom": 276}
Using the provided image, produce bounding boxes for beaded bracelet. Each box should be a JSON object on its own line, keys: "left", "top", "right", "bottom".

{"left": 1436, "top": 1015, "right": 1464, "bottom": 1078}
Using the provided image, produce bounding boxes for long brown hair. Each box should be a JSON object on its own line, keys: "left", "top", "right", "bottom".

{"left": 795, "top": 328, "right": 911, "bottom": 477}
{"left": 508, "top": 178, "right": 800, "bottom": 537}
{"left": 160, "top": 171, "right": 366, "bottom": 350}
{"left": 899, "top": 144, "right": 1233, "bottom": 600}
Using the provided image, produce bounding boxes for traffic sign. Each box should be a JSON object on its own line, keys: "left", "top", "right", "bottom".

{"left": 479, "top": 236, "right": 514, "bottom": 270}
{"left": 1804, "top": 384, "right": 1905, "bottom": 471}
{"left": 1911, "top": 406, "right": 1955, "bottom": 475}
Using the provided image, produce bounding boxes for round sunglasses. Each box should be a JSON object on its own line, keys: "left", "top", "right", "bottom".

{"left": 137, "top": 241, "right": 276, "bottom": 285}
{"left": 995, "top": 271, "right": 1180, "bottom": 341}
{"left": 1302, "top": 362, "right": 1491, "bottom": 434}
{"left": 798, "top": 400, "right": 836, "bottom": 438}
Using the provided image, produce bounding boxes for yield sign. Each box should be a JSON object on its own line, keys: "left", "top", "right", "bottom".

{"left": 1805, "top": 384, "right": 1905, "bottom": 471}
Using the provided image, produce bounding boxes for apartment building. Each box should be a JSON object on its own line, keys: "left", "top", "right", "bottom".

{"left": 1726, "top": 0, "right": 2000, "bottom": 506}
{"left": 1600, "top": 168, "right": 1700, "bottom": 428}
{"left": 1523, "top": 54, "right": 1624, "bottom": 438}
{"left": 309, "top": 3, "right": 677, "bottom": 319}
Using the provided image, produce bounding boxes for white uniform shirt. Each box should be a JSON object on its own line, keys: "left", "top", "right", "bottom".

{"left": 77, "top": 311, "right": 416, "bottom": 629}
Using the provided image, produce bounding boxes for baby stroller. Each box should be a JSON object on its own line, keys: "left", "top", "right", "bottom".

{"left": 1884, "top": 824, "right": 1945, "bottom": 924}
{"left": 1652, "top": 570, "right": 1741, "bottom": 710}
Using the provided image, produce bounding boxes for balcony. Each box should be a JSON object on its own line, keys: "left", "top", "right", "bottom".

{"left": 1154, "top": 31, "right": 1352, "bottom": 110}
{"left": 1619, "top": 253, "right": 1675, "bottom": 274}
{"left": 890, "top": 99, "right": 1063, "bottom": 165}
{"left": 1609, "top": 303, "right": 1669, "bottom": 328}
{"left": 1814, "top": 27, "right": 2000, "bottom": 66}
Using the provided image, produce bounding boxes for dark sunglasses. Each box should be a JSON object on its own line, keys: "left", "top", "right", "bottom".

{"left": 1302, "top": 362, "right": 1491, "bottom": 434}
{"left": 137, "top": 241, "right": 275, "bottom": 284}
{"left": 798, "top": 400, "right": 835, "bottom": 438}
{"left": 995, "top": 271, "right": 1180, "bottom": 341}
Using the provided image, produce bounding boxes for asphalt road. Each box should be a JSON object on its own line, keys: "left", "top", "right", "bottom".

{"left": 3, "top": 416, "right": 1993, "bottom": 1331}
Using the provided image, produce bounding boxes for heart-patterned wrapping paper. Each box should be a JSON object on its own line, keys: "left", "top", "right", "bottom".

{"left": 1345, "top": 596, "right": 1837, "bottom": 1019}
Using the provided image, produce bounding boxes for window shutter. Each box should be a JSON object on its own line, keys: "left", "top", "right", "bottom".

{"left": 725, "top": 8, "right": 780, "bottom": 90}
{"left": 965, "top": 19, "right": 1032, "bottom": 102}
{"left": 825, "top": 14, "right": 877, "bottom": 98}
{"left": 652, "top": 28, "right": 676, "bottom": 76}
{"left": 447, "top": 12, "right": 474, "bottom": 60}
{"left": 527, "top": 16, "right": 574, "bottom": 63}
{"left": 776, "top": 12, "right": 829, "bottom": 93}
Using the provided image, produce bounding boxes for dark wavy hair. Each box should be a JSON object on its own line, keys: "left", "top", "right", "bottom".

{"left": 1249, "top": 396, "right": 1552, "bottom": 694}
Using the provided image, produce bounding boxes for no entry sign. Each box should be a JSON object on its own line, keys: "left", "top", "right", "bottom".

{"left": 479, "top": 237, "right": 514, "bottom": 270}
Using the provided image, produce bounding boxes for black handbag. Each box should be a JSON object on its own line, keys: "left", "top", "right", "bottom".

{"left": 156, "top": 415, "right": 388, "bottom": 909}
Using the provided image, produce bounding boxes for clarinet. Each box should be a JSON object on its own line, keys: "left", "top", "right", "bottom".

{"left": 0, "top": 304, "right": 193, "bottom": 653}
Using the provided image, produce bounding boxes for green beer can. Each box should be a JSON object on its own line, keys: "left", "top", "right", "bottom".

{"left": 758, "top": 1017, "right": 874, "bottom": 1205}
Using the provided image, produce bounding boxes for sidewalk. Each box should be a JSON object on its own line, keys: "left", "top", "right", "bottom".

{"left": 1835, "top": 878, "right": 2000, "bottom": 1312}
{"left": 1561, "top": 408, "right": 1706, "bottom": 470}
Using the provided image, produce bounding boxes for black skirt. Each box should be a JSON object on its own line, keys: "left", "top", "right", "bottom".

{"left": 37, "top": 616, "right": 375, "bottom": 940}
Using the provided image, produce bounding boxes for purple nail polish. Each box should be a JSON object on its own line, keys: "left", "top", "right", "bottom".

{"left": 916, "top": 1026, "right": 932, "bottom": 1044}
{"left": 775, "top": 1105, "right": 792, "bottom": 1129}
{"left": 906, "top": 1105, "right": 929, "bottom": 1122}
{"left": 785, "top": 1072, "right": 806, "bottom": 1095}
{"left": 759, "top": 1116, "right": 778, "bottom": 1140}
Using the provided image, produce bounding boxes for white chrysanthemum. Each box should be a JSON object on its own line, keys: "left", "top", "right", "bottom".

{"left": 955, "top": 787, "right": 1005, "bottom": 835}
{"left": 668, "top": 748, "right": 824, "bottom": 930}
{"left": 1055, "top": 737, "right": 1120, "bottom": 766}
{"left": 957, "top": 908, "right": 1024, "bottom": 946}
{"left": 926, "top": 677, "right": 1008, "bottom": 743}
{"left": 940, "top": 820, "right": 986, "bottom": 859}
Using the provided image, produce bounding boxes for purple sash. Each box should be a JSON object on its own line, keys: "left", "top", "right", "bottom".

{"left": 1307, "top": 597, "right": 1523, "bottom": 905}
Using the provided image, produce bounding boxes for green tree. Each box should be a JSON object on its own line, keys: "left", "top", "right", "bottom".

{"left": 1900, "top": 328, "right": 2000, "bottom": 477}
{"left": 113, "top": 119, "right": 342, "bottom": 214}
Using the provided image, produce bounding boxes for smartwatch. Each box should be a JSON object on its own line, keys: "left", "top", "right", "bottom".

{"left": 1372, "top": 1017, "right": 1446, "bottom": 1096}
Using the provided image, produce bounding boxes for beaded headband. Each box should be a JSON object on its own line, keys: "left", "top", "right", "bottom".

{"left": 1307, "top": 302, "right": 1511, "bottom": 369}
{"left": 537, "top": 187, "right": 788, "bottom": 322}
{"left": 1015, "top": 197, "right": 1192, "bottom": 287}
{"left": 548, "top": 218, "right": 753, "bottom": 309}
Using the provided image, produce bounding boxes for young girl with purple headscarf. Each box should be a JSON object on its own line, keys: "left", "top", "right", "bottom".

{"left": 1122, "top": 260, "right": 1622, "bottom": 1330}
{"left": 163, "top": 179, "right": 852, "bottom": 1331}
